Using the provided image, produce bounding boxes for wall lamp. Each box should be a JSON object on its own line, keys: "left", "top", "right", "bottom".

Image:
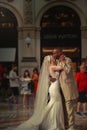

{"left": 25, "top": 33, "right": 31, "bottom": 47}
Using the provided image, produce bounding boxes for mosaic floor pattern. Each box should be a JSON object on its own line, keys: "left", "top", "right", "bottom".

{"left": 0, "top": 102, "right": 87, "bottom": 130}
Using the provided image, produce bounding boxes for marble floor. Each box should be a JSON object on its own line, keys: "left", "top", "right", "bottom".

{"left": 0, "top": 97, "right": 87, "bottom": 130}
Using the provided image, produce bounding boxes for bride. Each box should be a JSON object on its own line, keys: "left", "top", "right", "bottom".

{"left": 14, "top": 55, "right": 65, "bottom": 130}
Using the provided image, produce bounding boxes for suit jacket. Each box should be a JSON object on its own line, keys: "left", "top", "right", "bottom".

{"left": 57, "top": 56, "right": 78, "bottom": 101}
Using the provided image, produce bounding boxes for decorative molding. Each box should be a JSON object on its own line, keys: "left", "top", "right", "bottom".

{"left": 81, "top": 26, "right": 87, "bottom": 31}
{"left": 21, "top": 57, "right": 37, "bottom": 62}
{"left": 7, "top": 0, "right": 14, "bottom": 2}
{"left": 24, "top": 0, "right": 33, "bottom": 25}
{"left": 81, "top": 30, "right": 87, "bottom": 39}
{"left": 44, "top": 0, "right": 76, "bottom": 1}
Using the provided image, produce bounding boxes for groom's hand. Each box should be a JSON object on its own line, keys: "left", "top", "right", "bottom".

{"left": 59, "top": 54, "right": 65, "bottom": 62}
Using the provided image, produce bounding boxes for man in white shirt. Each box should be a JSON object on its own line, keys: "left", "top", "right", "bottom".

{"left": 9, "top": 64, "right": 19, "bottom": 109}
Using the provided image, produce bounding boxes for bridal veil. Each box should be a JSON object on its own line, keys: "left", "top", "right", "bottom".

{"left": 14, "top": 55, "right": 51, "bottom": 130}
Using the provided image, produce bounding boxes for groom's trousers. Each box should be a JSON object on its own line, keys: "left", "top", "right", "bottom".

{"left": 64, "top": 99, "right": 77, "bottom": 129}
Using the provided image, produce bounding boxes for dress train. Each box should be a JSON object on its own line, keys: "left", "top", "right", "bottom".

{"left": 14, "top": 79, "right": 64, "bottom": 130}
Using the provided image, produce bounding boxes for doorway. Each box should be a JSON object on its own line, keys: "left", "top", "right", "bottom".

{"left": 40, "top": 5, "right": 81, "bottom": 72}
{"left": 0, "top": 7, "right": 18, "bottom": 71}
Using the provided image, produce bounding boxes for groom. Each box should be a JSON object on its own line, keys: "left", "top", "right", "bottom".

{"left": 51, "top": 48, "right": 78, "bottom": 130}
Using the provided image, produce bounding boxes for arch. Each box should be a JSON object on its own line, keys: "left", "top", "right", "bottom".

{"left": 39, "top": 1, "right": 82, "bottom": 71}
{"left": 0, "top": 6, "right": 17, "bottom": 26}
{"left": 41, "top": 5, "right": 81, "bottom": 28}
{"left": 35, "top": 1, "right": 87, "bottom": 27}
{"left": 0, "top": 2, "right": 23, "bottom": 27}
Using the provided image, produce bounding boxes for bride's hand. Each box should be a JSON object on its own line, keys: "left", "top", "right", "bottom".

{"left": 50, "top": 77, "right": 56, "bottom": 82}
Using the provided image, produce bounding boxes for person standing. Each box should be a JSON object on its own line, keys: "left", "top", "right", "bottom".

{"left": 9, "top": 64, "right": 19, "bottom": 109}
{"left": 32, "top": 68, "right": 39, "bottom": 97}
{"left": 56, "top": 48, "right": 78, "bottom": 130}
{"left": 76, "top": 64, "right": 87, "bottom": 116}
{"left": 20, "top": 69, "right": 32, "bottom": 110}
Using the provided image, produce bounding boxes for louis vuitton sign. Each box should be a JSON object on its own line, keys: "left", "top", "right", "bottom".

{"left": 43, "top": 34, "right": 78, "bottom": 40}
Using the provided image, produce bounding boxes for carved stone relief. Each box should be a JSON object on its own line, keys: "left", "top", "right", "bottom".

{"left": 24, "top": 0, "right": 33, "bottom": 25}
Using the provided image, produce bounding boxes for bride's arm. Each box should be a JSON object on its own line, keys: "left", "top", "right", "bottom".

{"left": 49, "top": 65, "right": 63, "bottom": 81}
{"left": 50, "top": 65, "right": 63, "bottom": 71}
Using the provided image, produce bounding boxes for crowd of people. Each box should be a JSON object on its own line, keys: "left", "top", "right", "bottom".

{"left": 0, "top": 63, "right": 39, "bottom": 110}
{"left": 0, "top": 48, "right": 87, "bottom": 130}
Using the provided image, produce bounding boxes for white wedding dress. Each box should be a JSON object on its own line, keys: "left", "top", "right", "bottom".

{"left": 39, "top": 72, "right": 64, "bottom": 130}
{"left": 14, "top": 58, "right": 64, "bottom": 130}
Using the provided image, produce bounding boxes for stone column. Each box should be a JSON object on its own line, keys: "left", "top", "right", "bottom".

{"left": 81, "top": 26, "right": 87, "bottom": 58}
{"left": 18, "top": 27, "right": 24, "bottom": 74}
{"left": 18, "top": 26, "right": 41, "bottom": 75}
